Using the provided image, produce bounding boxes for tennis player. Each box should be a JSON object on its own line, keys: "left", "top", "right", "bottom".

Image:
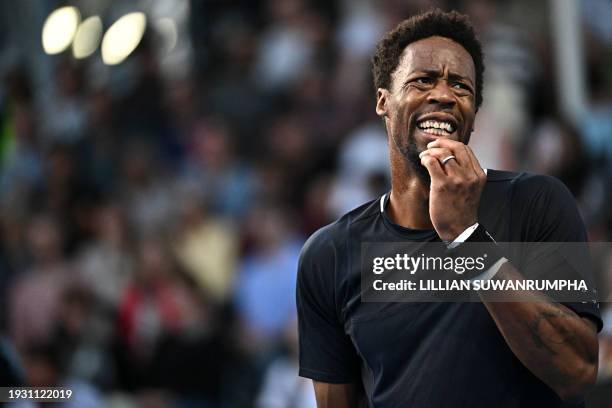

{"left": 296, "top": 9, "right": 602, "bottom": 408}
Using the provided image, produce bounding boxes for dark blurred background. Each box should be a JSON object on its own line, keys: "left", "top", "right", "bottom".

{"left": 0, "top": 0, "right": 611, "bottom": 407}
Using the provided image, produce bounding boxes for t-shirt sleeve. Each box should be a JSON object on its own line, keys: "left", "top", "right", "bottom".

{"left": 514, "top": 174, "right": 603, "bottom": 332}
{"left": 296, "top": 227, "right": 360, "bottom": 383}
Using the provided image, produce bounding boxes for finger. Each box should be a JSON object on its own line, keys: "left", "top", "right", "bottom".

{"left": 463, "top": 145, "right": 486, "bottom": 178}
{"left": 427, "top": 138, "right": 465, "bottom": 151}
{"left": 420, "top": 147, "right": 460, "bottom": 175}
{"left": 420, "top": 147, "right": 458, "bottom": 164}
{"left": 427, "top": 139, "right": 471, "bottom": 166}
{"left": 420, "top": 154, "right": 445, "bottom": 180}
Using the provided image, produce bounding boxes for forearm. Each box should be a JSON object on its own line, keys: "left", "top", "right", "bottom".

{"left": 480, "top": 262, "right": 599, "bottom": 401}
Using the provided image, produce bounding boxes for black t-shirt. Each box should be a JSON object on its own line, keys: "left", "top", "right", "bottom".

{"left": 296, "top": 170, "right": 603, "bottom": 408}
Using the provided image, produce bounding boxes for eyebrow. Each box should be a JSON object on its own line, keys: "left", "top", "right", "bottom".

{"left": 410, "top": 69, "right": 474, "bottom": 86}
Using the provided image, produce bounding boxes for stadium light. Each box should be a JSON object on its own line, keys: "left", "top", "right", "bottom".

{"left": 101, "top": 12, "right": 147, "bottom": 65}
{"left": 153, "top": 17, "right": 178, "bottom": 54}
{"left": 72, "top": 16, "right": 103, "bottom": 59}
{"left": 42, "top": 6, "right": 80, "bottom": 54}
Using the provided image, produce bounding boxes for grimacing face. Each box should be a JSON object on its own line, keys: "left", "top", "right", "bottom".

{"left": 376, "top": 36, "right": 477, "bottom": 183}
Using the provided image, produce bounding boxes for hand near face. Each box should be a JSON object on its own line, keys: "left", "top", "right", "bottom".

{"left": 419, "top": 138, "right": 486, "bottom": 242}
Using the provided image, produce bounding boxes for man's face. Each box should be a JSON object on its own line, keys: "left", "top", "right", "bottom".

{"left": 376, "top": 36, "right": 477, "bottom": 183}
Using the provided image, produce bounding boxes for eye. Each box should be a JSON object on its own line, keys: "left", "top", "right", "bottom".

{"left": 452, "top": 82, "right": 472, "bottom": 92}
{"left": 414, "top": 77, "right": 433, "bottom": 85}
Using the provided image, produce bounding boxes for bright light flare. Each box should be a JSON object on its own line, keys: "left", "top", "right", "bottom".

{"left": 154, "top": 18, "right": 178, "bottom": 54}
{"left": 72, "top": 16, "right": 103, "bottom": 59}
{"left": 42, "top": 6, "right": 80, "bottom": 54}
{"left": 101, "top": 12, "right": 147, "bottom": 65}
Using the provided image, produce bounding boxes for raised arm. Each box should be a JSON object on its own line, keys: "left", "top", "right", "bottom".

{"left": 479, "top": 262, "right": 598, "bottom": 401}
{"left": 420, "top": 138, "right": 600, "bottom": 401}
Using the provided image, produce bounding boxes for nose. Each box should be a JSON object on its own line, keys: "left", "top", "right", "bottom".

{"left": 426, "top": 80, "right": 456, "bottom": 107}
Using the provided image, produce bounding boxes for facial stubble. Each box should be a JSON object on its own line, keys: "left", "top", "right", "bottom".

{"left": 394, "top": 119, "right": 432, "bottom": 187}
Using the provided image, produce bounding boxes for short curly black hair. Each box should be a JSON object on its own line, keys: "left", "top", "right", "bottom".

{"left": 372, "top": 9, "right": 485, "bottom": 109}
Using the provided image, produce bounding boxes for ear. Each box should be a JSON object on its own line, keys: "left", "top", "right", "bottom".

{"left": 376, "top": 88, "right": 389, "bottom": 117}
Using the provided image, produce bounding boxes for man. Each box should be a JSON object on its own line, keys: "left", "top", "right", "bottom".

{"left": 296, "top": 9, "right": 602, "bottom": 408}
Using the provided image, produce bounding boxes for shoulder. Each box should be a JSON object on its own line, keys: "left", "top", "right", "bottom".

{"left": 512, "top": 172, "right": 576, "bottom": 208}
{"left": 487, "top": 170, "right": 585, "bottom": 241}
{"left": 486, "top": 169, "right": 574, "bottom": 201}
{"left": 302, "top": 197, "right": 381, "bottom": 253}
{"left": 298, "top": 198, "right": 380, "bottom": 314}
{"left": 300, "top": 197, "right": 380, "bottom": 263}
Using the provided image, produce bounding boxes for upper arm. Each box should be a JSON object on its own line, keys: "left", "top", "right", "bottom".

{"left": 514, "top": 175, "right": 603, "bottom": 332}
{"left": 313, "top": 381, "right": 359, "bottom": 408}
{"left": 297, "top": 228, "right": 360, "bottom": 383}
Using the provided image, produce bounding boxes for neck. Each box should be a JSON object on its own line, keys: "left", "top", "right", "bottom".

{"left": 387, "top": 147, "right": 434, "bottom": 230}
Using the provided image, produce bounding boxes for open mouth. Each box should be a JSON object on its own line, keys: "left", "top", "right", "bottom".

{"left": 417, "top": 119, "right": 456, "bottom": 136}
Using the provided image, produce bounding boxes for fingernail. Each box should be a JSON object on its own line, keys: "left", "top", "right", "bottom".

{"left": 419, "top": 151, "right": 427, "bottom": 159}
{"left": 427, "top": 141, "right": 436, "bottom": 148}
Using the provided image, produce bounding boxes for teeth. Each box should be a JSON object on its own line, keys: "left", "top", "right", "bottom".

{"left": 423, "top": 128, "right": 448, "bottom": 135}
{"left": 418, "top": 120, "right": 454, "bottom": 133}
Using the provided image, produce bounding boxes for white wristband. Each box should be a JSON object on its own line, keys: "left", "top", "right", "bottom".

{"left": 470, "top": 257, "right": 508, "bottom": 282}
{"left": 447, "top": 223, "right": 479, "bottom": 249}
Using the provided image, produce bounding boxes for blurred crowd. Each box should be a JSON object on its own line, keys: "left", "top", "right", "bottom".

{"left": 1, "top": 0, "right": 612, "bottom": 406}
